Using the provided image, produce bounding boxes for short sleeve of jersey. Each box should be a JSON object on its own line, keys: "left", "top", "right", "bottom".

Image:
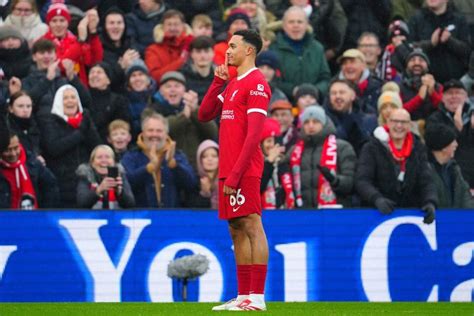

{"left": 245, "top": 73, "right": 271, "bottom": 116}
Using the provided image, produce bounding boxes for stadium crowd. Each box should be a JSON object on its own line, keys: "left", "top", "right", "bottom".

{"left": 0, "top": 0, "right": 473, "bottom": 216}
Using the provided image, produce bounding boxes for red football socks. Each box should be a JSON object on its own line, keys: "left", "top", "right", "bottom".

{"left": 250, "top": 264, "right": 267, "bottom": 294}
{"left": 237, "top": 265, "right": 252, "bottom": 295}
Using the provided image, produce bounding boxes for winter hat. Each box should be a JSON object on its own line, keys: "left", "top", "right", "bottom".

{"left": 260, "top": 118, "right": 281, "bottom": 142}
{"left": 51, "top": 84, "right": 83, "bottom": 121}
{"left": 256, "top": 50, "right": 280, "bottom": 70}
{"left": 125, "top": 59, "right": 149, "bottom": 81}
{"left": 377, "top": 91, "right": 402, "bottom": 111}
{"left": 270, "top": 100, "right": 292, "bottom": 113}
{"left": 294, "top": 83, "right": 319, "bottom": 102}
{"left": 0, "top": 26, "right": 23, "bottom": 41}
{"left": 381, "top": 81, "right": 400, "bottom": 93}
{"left": 226, "top": 8, "right": 251, "bottom": 30}
{"left": 91, "top": 62, "right": 113, "bottom": 81}
{"left": 443, "top": 79, "right": 466, "bottom": 92}
{"left": 301, "top": 105, "right": 326, "bottom": 125}
{"left": 388, "top": 20, "right": 409, "bottom": 39}
{"left": 160, "top": 71, "right": 186, "bottom": 86}
{"left": 196, "top": 139, "right": 219, "bottom": 177}
{"left": 406, "top": 48, "right": 430, "bottom": 68}
{"left": 46, "top": 2, "right": 71, "bottom": 24}
{"left": 424, "top": 124, "right": 457, "bottom": 151}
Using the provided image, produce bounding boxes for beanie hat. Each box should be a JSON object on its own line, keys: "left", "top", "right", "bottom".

{"left": 377, "top": 91, "right": 402, "bottom": 111}
{"left": 406, "top": 48, "right": 430, "bottom": 68}
{"left": 443, "top": 79, "right": 466, "bottom": 92}
{"left": 46, "top": 2, "right": 71, "bottom": 24}
{"left": 0, "top": 25, "right": 23, "bottom": 42}
{"left": 388, "top": 20, "right": 409, "bottom": 39}
{"left": 294, "top": 83, "right": 319, "bottom": 102}
{"left": 425, "top": 124, "right": 457, "bottom": 151}
{"left": 256, "top": 50, "right": 280, "bottom": 70}
{"left": 125, "top": 59, "right": 149, "bottom": 81}
{"left": 270, "top": 100, "right": 292, "bottom": 113}
{"left": 226, "top": 8, "right": 251, "bottom": 30}
{"left": 381, "top": 81, "right": 400, "bottom": 93}
{"left": 160, "top": 71, "right": 186, "bottom": 86}
{"left": 301, "top": 105, "right": 326, "bottom": 125}
{"left": 260, "top": 118, "right": 281, "bottom": 142}
{"left": 91, "top": 62, "right": 113, "bottom": 81}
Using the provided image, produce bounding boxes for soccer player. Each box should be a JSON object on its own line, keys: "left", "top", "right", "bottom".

{"left": 198, "top": 29, "right": 271, "bottom": 311}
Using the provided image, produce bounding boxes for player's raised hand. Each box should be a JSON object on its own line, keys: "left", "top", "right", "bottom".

{"left": 215, "top": 54, "right": 230, "bottom": 81}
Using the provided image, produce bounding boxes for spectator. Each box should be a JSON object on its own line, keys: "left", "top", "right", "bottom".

{"left": 232, "top": 0, "right": 276, "bottom": 34}
{"left": 121, "top": 112, "right": 197, "bottom": 208}
{"left": 355, "top": 108, "right": 437, "bottom": 223}
{"left": 380, "top": 20, "right": 412, "bottom": 82}
{"left": 38, "top": 84, "right": 101, "bottom": 207}
{"left": 214, "top": 8, "right": 250, "bottom": 66}
{"left": 6, "top": 91, "right": 41, "bottom": 161}
{"left": 3, "top": 0, "right": 48, "bottom": 48}
{"left": 270, "top": 100, "right": 298, "bottom": 152}
{"left": 256, "top": 50, "right": 288, "bottom": 105}
{"left": 339, "top": 0, "right": 392, "bottom": 51}
{"left": 0, "top": 133, "right": 58, "bottom": 209}
{"left": 125, "top": 0, "right": 167, "bottom": 56}
{"left": 0, "top": 25, "right": 32, "bottom": 80}
{"left": 337, "top": 48, "right": 383, "bottom": 113}
{"left": 426, "top": 79, "right": 474, "bottom": 191}
{"left": 169, "top": 1, "right": 224, "bottom": 36}
{"left": 107, "top": 119, "right": 132, "bottom": 162}
{"left": 287, "top": 105, "right": 356, "bottom": 208}
{"left": 357, "top": 32, "right": 382, "bottom": 78}
{"left": 42, "top": 4, "right": 103, "bottom": 86}
{"left": 260, "top": 118, "right": 295, "bottom": 209}
{"left": 377, "top": 83, "right": 403, "bottom": 126}
{"left": 100, "top": 7, "right": 140, "bottom": 93}
{"left": 424, "top": 124, "right": 474, "bottom": 208}
{"left": 192, "top": 139, "right": 219, "bottom": 209}
{"left": 270, "top": 6, "right": 331, "bottom": 100}
{"left": 76, "top": 144, "right": 135, "bottom": 209}
{"left": 191, "top": 14, "right": 213, "bottom": 38}
{"left": 179, "top": 36, "right": 215, "bottom": 103}
{"left": 408, "top": 0, "right": 470, "bottom": 83}
{"left": 400, "top": 48, "right": 443, "bottom": 121}
{"left": 293, "top": 83, "right": 320, "bottom": 128}
{"left": 145, "top": 9, "right": 194, "bottom": 83}
{"left": 88, "top": 62, "right": 131, "bottom": 142}
{"left": 325, "top": 79, "right": 378, "bottom": 154}
{"left": 124, "top": 59, "right": 157, "bottom": 139}
{"left": 21, "top": 39, "right": 91, "bottom": 112}
{"left": 150, "top": 71, "right": 218, "bottom": 169}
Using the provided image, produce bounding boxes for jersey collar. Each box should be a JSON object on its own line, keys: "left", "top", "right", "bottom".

{"left": 237, "top": 67, "right": 258, "bottom": 81}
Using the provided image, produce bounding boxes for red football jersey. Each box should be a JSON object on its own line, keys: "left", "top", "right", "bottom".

{"left": 217, "top": 68, "right": 271, "bottom": 179}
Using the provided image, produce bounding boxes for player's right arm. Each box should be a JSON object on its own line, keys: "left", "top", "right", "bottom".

{"left": 198, "top": 56, "right": 229, "bottom": 122}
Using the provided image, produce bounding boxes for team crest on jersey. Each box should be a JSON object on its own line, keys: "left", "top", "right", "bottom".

{"left": 257, "top": 84, "right": 264, "bottom": 91}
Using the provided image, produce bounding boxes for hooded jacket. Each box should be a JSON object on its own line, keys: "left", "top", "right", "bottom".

{"left": 285, "top": 120, "right": 356, "bottom": 208}
{"left": 0, "top": 39, "right": 32, "bottom": 79}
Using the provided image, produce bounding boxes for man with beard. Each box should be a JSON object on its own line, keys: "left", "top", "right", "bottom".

{"left": 399, "top": 48, "right": 443, "bottom": 121}
{"left": 121, "top": 111, "right": 197, "bottom": 207}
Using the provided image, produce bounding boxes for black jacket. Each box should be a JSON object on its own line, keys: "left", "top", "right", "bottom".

{"left": 409, "top": 6, "right": 470, "bottom": 83}
{"left": 179, "top": 61, "right": 214, "bottom": 104}
{"left": 356, "top": 133, "right": 438, "bottom": 208}
{"left": 0, "top": 40, "right": 32, "bottom": 79}
{"left": 38, "top": 109, "right": 101, "bottom": 207}
{"left": 7, "top": 114, "right": 41, "bottom": 158}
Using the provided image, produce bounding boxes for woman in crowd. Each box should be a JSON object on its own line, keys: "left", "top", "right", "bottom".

{"left": 193, "top": 139, "right": 219, "bottom": 209}
{"left": 3, "top": 0, "right": 48, "bottom": 47}
{"left": 38, "top": 84, "right": 101, "bottom": 207}
{"left": 76, "top": 144, "right": 135, "bottom": 209}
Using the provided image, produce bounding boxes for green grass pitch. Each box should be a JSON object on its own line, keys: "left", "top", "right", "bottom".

{"left": 0, "top": 302, "right": 472, "bottom": 316}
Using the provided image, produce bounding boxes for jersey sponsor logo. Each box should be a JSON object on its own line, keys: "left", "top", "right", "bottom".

{"left": 257, "top": 84, "right": 264, "bottom": 91}
{"left": 221, "top": 109, "right": 235, "bottom": 120}
{"left": 250, "top": 89, "right": 268, "bottom": 98}
{"left": 230, "top": 189, "right": 246, "bottom": 212}
{"left": 230, "top": 89, "right": 239, "bottom": 101}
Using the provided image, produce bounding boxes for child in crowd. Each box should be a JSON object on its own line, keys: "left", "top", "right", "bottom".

{"left": 293, "top": 83, "right": 320, "bottom": 129}
{"left": 107, "top": 119, "right": 132, "bottom": 161}
{"left": 191, "top": 14, "right": 213, "bottom": 38}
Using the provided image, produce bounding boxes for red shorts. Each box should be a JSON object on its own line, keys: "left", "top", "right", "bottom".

{"left": 218, "top": 176, "right": 262, "bottom": 220}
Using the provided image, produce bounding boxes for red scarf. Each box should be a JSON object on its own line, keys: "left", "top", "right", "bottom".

{"left": 0, "top": 144, "right": 37, "bottom": 209}
{"left": 384, "top": 125, "right": 413, "bottom": 181}
{"left": 90, "top": 183, "right": 118, "bottom": 209}
{"left": 261, "top": 170, "right": 295, "bottom": 209}
{"left": 67, "top": 112, "right": 83, "bottom": 129}
{"left": 290, "top": 135, "right": 338, "bottom": 208}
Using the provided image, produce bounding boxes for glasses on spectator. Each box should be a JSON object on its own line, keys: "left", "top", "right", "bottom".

{"left": 358, "top": 44, "right": 379, "bottom": 49}
{"left": 13, "top": 7, "right": 33, "bottom": 15}
{"left": 389, "top": 119, "right": 410, "bottom": 125}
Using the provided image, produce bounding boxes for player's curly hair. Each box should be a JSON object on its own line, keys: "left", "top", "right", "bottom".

{"left": 234, "top": 29, "right": 263, "bottom": 55}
